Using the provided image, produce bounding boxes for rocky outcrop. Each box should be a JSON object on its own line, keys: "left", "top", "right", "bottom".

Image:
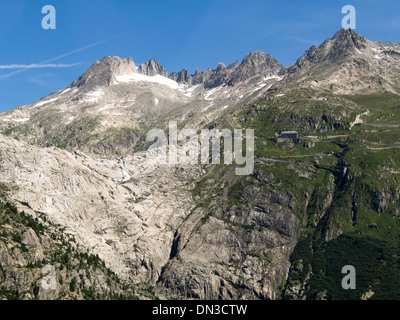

{"left": 288, "top": 29, "right": 367, "bottom": 75}
{"left": 280, "top": 28, "right": 400, "bottom": 94}
{"left": 71, "top": 56, "right": 137, "bottom": 90}
{"left": 169, "top": 69, "right": 192, "bottom": 84}
{"left": 176, "top": 51, "right": 286, "bottom": 89}
{"left": 138, "top": 58, "right": 168, "bottom": 77}
{"left": 155, "top": 164, "right": 304, "bottom": 300}
{"left": 0, "top": 195, "right": 142, "bottom": 300}
{"left": 0, "top": 48, "right": 286, "bottom": 158}
{"left": 0, "top": 134, "right": 203, "bottom": 297}
{"left": 158, "top": 208, "right": 298, "bottom": 299}
{"left": 0, "top": 133, "right": 303, "bottom": 301}
{"left": 228, "top": 51, "right": 286, "bottom": 86}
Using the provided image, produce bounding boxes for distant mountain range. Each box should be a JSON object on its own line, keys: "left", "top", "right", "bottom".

{"left": 2, "top": 29, "right": 400, "bottom": 156}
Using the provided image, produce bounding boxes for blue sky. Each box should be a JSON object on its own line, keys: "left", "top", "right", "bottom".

{"left": 1, "top": 0, "right": 400, "bottom": 111}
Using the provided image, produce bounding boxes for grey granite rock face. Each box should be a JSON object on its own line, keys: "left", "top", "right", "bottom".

{"left": 228, "top": 51, "right": 286, "bottom": 86}
{"left": 281, "top": 28, "right": 400, "bottom": 94}
{"left": 0, "top": 134, "right": 203, "bottom": 299}
{"left": 169, "top": 69, "right": 192, "bottom": 85}
{"left": 157, "top": 201, "right": 299, "bottom": 300}
{"left": 138, "top": 58, "right": 168, "bottom": 77}
{"left": 288, "top": 29, "right": 367, "bottom": 75}
{"left": 0, "top": 187, "right": 144, "bottom": 300}
{"left": 72, "top": 56, "right": 137, "bottom": 91}
{"left": 173, "top": 51, "right": 286, "bottom": 89}
{"left": 203, "top": 62, "right": 232, "bottom": 89}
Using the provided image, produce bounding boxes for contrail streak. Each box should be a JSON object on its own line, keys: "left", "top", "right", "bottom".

{"left": 0, "top": 32, "right": 131, "bottom": 80}
{"left": 0, "top": 63, "right": 81, "bottom": 69}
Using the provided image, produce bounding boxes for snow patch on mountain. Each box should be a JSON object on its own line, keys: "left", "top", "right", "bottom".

{"left": 34, "top": 97, "right": 60, "bottom": 107}
{"left": 60, "top": 88, "right": 72, "bottom": 95}
{"left": 115, "top": 72, "right": 182, "bottom": 90}
{"left": 204, "top": 85, "right": 224, "bottom": 100}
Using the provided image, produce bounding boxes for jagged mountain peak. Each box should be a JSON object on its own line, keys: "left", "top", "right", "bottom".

{"left": 227, "top": 50, "right": 285, "bottom": 86}
{"left": 71, "top": 56, "right": 136, "bottom": 90}
{"left": 281, "top": 28, "right": 400, "bottom": 94}
{"left": 322, "top": 28, "right": 368, "bottom": 59}
{"left": 169, "top": 68, "right": 191, "bottom": 84}
{"left": 167, "top": 50, "right": 285, "bottom": 88}
{"left": 227, "top": 60, "right": 239, "bottom": 70}
{"left": 216, "top": 62, "right": 227, "bottom": 70}
{"left": 242, "top": 50, "right": 272, "bottom": 64}
{"left": 68, "top": 49, "right": 285, "bottom": 92}
{"left": 138, "top": 58, "right": 168, "bottom": 77}
{"left": 332, "top": 28, "right": 367, "bottom": 47}
{"left": 290, "top": 29, "right": 367, "bottom": 73}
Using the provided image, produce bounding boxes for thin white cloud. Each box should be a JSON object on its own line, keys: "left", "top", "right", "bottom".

{"left": 0, "top": 30, "right": 132, "bottom": 80}
{"left": 0, "top": 63, "right": 81, "bottom": 69}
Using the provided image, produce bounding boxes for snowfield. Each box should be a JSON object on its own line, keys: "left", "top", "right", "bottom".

{"left": 115, "top": 72, "right": 182, "bottom": 90}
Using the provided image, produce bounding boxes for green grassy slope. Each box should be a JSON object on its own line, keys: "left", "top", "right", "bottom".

{"left": 198, "top": 89, "right": 400, "bottom": 300}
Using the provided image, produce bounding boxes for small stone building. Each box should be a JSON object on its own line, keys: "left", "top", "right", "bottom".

{"left": 279, "top": 131, "right": 299, "bottom": 139}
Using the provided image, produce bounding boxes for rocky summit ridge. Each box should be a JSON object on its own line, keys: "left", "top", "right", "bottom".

{"left": 61, "top": 28, "right": 400, "bottom": 98}
{"left": 0, "top": 46, "right": 287, "bottom": 156}
{"left": 71, "top": 56, "right": 137, "bottom": 91}
{"left": 70, "top": 49, "right": 286, "bottom": 92}
{"left": 279, "top": 28, "right": 400, "bottom": 94}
